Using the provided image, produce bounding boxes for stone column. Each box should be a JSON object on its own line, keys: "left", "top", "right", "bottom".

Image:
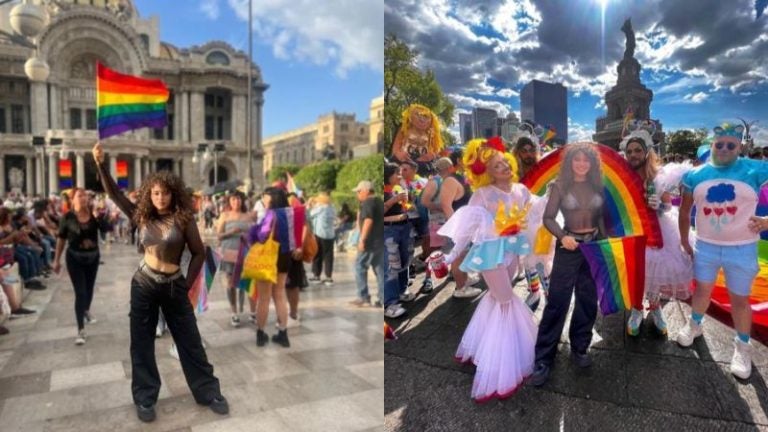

{"left": 232, "top": 94, "right": 246, "bottom": 147}
{"left": 190, "top": 91, "right": 205, "bottom": 143}
{"left": 25, "top": 156, "right": 34, "bottom": 196}
{"left": 174, "top": 158, "right": 181, "bottom": 176}
{"left": 180, "top": 91, "right": 189, "bottom": 143}
{"left": 29, "top": 82, "right": 48, "bottom": 135}
{"left": 144, "top": 158, "right": 151, "bottom": 176}
{"left": 174, "top": 91, "right": 183, "bottom": 143}
{"left": 48, "top": 152, "right": 57, "bottom": 195}
{"left": 49, "top": 84, "right": 60, "bottom": 130}
{"left": 75, "top": 152, "right": 85, "bottom": 188}
{"left": 0, "top": 156, "right": 6, "bottom": 196}
{"left": 254, "top": 96, "right": 265, "bottom": 189}
{"left": 35, "top": 153, "right": 44, "bottom": 196}
{"left": 109, "top": 153, "right": 117, "bottom": 180}
{"left": 133, "top": 156, "right": 142, "bottom": 189}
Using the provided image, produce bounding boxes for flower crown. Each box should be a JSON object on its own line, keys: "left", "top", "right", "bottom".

{"left": 468, "top": 136, "right": 505, "bottom": 176}
{"left": 713, "top": 123, "right": 744, "bottom": 142}
{"left": 620, "top": 120, "right": 657, "bottom": 152}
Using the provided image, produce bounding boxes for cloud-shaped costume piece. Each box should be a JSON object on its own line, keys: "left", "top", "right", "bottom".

{"left": 706, "top": 183, "right": 736, "bottom": 204}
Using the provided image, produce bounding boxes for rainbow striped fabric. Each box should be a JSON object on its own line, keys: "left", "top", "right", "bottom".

{"left": 96, "top": 63, "right": 169, "bottom": 139}
{"left": 116, "top": 160, "right": 129, "bottom": 189}
{"left": 59, "top": 159, "right": 73, "bottom": 189}
{"left": 579, "top": 236, "right": 646, "bottom": 315}
{"left": 188, "top": 246, "right": 220, "bottom": 314}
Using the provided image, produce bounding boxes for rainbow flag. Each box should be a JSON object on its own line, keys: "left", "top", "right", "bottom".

{"left": 274, "top": 206, "right": 306, "bottom": 253}
{"left": 188, "top": 246, "right": 220, "bottom": 314}
{"left": 59, "top": 159, "right": 73, "bottom": 189}
{"left": 286, "top": 172, "right": 302, "bottom": 197}
{"left": 96, "top": 63, "right": 169, "bottom": 139}
{"left": 116, "top": 160, "right": 129, "bottom": 189}
{"left": 579, "top": 236, "right": 646, "bottom": 315}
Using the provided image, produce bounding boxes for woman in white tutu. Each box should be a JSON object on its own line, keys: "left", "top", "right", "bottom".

{"left": 439, "top": 137, "right": 539, "bottom": 402}
{"left": 622, "top": 130, "right": 693, "bottom": 335}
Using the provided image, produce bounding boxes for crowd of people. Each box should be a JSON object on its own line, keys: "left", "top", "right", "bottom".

{"left": 383, "top": 118, "right": 768, "bottom": 403}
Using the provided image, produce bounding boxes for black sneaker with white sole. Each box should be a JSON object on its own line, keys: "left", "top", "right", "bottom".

{"left": 136, "top": 404, "right": 156, "bottom": 422}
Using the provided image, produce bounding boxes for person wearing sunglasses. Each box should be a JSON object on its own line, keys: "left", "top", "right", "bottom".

{"left": 678, "top": 123, "right": 768, "bottom": 380}
{"left": 620, "top": 129, "right": 693, "bottom": 338}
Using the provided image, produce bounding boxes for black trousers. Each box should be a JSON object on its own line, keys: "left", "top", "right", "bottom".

{"left": 130, "top": 271, "right": 221, "bottom": 407}
{"left": 534, "top": 241, "right": 598, "bottom": 366}
{"left": 311, "top": 236, "right": 335, "bottom": 279}
{"left": 66, "top": 250, "right": 99, "bottom": 331}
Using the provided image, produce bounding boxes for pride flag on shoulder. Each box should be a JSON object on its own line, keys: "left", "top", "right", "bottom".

{"left": 579, "top": 236, "right": 646, "bottom": 316}
{"left": 96, "top": 62, "right": 169, "bottom": 139}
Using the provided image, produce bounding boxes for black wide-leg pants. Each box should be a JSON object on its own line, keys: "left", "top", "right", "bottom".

{"left": 129, "top": 271, "right": 221, "bottom": 406}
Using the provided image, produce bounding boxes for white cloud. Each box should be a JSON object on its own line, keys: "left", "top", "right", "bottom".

{"left": 227, "top": 0, "right": 383, "bottom": 76}
{"left": 568, "top": 118, "right": 595, "bottom": 143}
{"left": 447, "top": 93, "right": 511, "bottom": 117}
{"left": 682, "top": 92, "right": 708, "bottom": 103}
{"left": 200, "top": 0, "right": 220, "bottom": 20}
{"left": 496, "top": 88, "right": 519, "bottom": 98}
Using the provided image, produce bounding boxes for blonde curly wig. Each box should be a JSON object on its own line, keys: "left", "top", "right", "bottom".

{"left": 462, "top": 138, "right": 519, "bottom": 190}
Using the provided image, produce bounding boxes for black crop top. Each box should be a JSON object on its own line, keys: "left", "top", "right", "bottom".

{"left": 96, "top": 161, "right": 204, "bottom": 285}
{"left": 58, "top": 212, "right": 99, "bottom": 252}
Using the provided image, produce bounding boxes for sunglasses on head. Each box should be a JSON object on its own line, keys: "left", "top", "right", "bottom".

{"left": 714, "top": 141, "right": 737, "bottom": 151}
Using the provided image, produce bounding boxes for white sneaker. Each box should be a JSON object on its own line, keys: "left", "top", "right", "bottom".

{"left": 466, "top": 273, "right": 482, "bottom": 287}
{"left": 169, "top": 344, "right": 179, "bottom": 360}
{"left": 626, "top": 308, "right": 643, "bottom": 336}
{"left": 399, "top": 292, "right": 416, "bottom": 302}
{"left": 731, "top": 338, "right": 753, "bottom": 379}
{"left": 75, "top": 330, "right": 86, "bottom": 346}
{"left": 230, "top": 315, "right": 241, "bottom": 328}
{"left": 650, "top": 308, "right": 668, "bottom": 335}
{"left": 287, "top": 315, "right": 301, "bottom": 329}
{"left": 384, "top": 303, "right": 406, "bottom": 318}
{"left": 84, "top": 313, "right": 97, "bottom": 325}
{"left": 676, "top": 320, "right": 703, "bottom": 347}
{"left": 453, "top": 286, "right": 482, "bottom": 299}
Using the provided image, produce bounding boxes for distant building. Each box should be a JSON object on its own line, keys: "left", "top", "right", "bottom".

{"left": 354, "top": 95, "right": 383, "bottom": 158}
{"left": 500, "top": 113, "right": 521, "bottom": 143}
{"left": 472, "top": 107, "right": 498, "bottom": 139}
{"left": 521, "top": 80, "right": 567, "bottom": 145}
{"left": 458, "top": 113, "right": 473, "bottom": 144}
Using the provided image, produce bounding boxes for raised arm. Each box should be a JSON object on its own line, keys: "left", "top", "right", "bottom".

{"left": 92, "top": 142, "right": 136, "bottom": 219}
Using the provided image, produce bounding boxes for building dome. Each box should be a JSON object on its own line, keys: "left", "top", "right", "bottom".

{"left": 38, "top": 0, "right": 135, "bottom": 21}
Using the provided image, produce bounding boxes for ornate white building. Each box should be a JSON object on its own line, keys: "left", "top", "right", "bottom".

{"left": 0, "top": 0, "right": 267, "bottom": 195}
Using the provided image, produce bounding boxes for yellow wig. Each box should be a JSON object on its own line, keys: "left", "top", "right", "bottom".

{"left": 463, "top": 138, "right": 519, "bottom": 190}
{"left": 392, "top": 104, "right": 444, "bottom": 157}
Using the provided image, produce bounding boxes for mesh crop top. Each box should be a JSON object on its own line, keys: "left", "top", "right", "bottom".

{"left": 543, "top": 181, "right": 606, "bottom": 240}
{"left": 96, "top": 161, "right": 204, "bottom": 285}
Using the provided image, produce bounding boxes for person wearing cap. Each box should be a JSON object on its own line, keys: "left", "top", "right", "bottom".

{"left": 351, "top": 179, "right": 384, "bottom": 308}
{"left": 677, "top": 123, "right": 768, "bottom": 380}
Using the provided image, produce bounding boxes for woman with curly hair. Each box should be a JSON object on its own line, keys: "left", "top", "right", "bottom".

{"left": 438, "top": 137, "right": 539, "bottom": 402}
{"left": 92, "top": 142, "right": 227, "bottom": 423}
{"left": 529, "top": 142, "right": 606, "bottom": 387}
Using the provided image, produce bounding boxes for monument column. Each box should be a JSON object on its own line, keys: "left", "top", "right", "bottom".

{"left": 190, "top": 91, "right": 205, "bottom": 143}
{"left": 25, "top": 156, "right": 34, "bottom": 196}
{"left": 134, "top": 156, "right": 142, "bottom": 189}
{"left": 75, "top": 152, "right": 85, "bottom": 188}
{"left": 48, "top": 152, "right": 57, "bottom": 195}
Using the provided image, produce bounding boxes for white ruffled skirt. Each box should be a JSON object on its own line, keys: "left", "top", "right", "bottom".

{"left": 645, "top": 208, "right": 693, "bottom": 301}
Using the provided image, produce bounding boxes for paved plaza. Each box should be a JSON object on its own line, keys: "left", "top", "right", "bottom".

{"left": 0, "top": 242, "right": 383, "bottom": 432}
{"left": 385, "top": 275, "right": 768, "bottom": 431}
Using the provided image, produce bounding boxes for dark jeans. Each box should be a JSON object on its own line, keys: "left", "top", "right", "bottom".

{"left": 130, "top": 271, "right": 221, "bottom": 407}
{"left": 66, "top": 249, "right": 99, "bottom": 330}
{"left": 535, "top": 241, "right": 598, "bottom": 366}
{"left": 15, "top": 245, "right": 42, "bottom": 280}
{"left": 311, "top": 236, "right": 335, "bottom": 279}
{"left": 383, "top": 223, "right": 413, "bottom": 306}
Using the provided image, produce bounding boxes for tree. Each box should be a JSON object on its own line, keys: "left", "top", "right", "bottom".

{"left": 293, "top": 160, "right": 343, "bottom": 197}
{"left": 665, "top": 128, "right": 708, "bottom": 158}
{"left": 267, "top": 164, "right": 301, "bottom": 183}
{"left": 384, "top": 34, "right": 455, "bottom": 154}
{"left": 332, "top": 154, "right": 384, "bottom": 211}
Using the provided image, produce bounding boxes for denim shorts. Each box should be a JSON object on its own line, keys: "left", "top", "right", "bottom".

{"left": 693, "top": 240, "right": 759, "bottom": 296}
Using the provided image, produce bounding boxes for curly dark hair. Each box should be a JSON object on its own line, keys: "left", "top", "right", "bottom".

{"left": 133, "top": 171, "right": 194, "bottom": 228}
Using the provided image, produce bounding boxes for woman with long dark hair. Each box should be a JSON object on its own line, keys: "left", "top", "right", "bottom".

{"left": 216, "top": 190, "right": 255, "bottom": 327}
{"left": 52, "top": 187, "right": 100, "bottom": 345}
{"left": 92, "top": 142, "right": 228, "bottom": 423}
{"left": 529, "top": 142, "right": 606, "bottom": 387}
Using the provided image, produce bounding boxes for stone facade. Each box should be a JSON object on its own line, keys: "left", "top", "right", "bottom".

{"left": 263, "top": 111, "right": 369, "bottom": 175}
{"left": 0, "top": 0, "right": 268, "bottom": 196}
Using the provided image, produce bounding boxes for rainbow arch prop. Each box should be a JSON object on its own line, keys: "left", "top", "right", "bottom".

{"left": 520, "top": 144, "right": 663, "bottom": 248}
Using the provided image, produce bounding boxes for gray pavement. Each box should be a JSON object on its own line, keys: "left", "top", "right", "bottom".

{"left": 385, "top": 274, "right": 768, "bottom": 431}
{"left": 0, "top": 241, "right": 383, "bottom": 432}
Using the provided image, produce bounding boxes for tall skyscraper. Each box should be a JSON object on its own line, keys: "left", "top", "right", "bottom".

{"left": 459, "top": 113, "right": 473, "bottom": 144}
{"left": 521, "top": 80, "right": 567, "bottom": 145}
{"left": 472, "top": 107, "right": 498, "bottom": 139}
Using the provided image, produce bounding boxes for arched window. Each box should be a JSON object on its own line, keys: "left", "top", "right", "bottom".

{"left": 206, "top": 51, "right": 230, "bottom": 66}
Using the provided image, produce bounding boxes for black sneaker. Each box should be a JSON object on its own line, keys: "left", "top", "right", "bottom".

{"left": 571, "top": 351, "right": 592, "bottom": 368}
{"left": 10, "top": 307, "right": 36, "bottom": 317}
{"left": 256, "top": 329, "right": 269, "bottom": 347}
{"left": 24, "top": 280, "right": 46, "bottom": 290}
{"left": 528, "top": 363, "right": 550, "bottom": 387}
{"left": 136, "top": 404, "right": 156, "bottom": 423}
{"left": 208, "top": 396, "right": 229, "bottom": 415}
{"left": 271, "top": 329, "right": 290, "bottom": 347}
{"left": 419, "top": 278, "right": 434, "bottom": 294}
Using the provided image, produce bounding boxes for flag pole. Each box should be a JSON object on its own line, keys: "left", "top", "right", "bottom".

{"left": 245, "top": 0, "right": 254, "bottom": 194}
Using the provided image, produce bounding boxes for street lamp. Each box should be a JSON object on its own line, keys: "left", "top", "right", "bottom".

{"left": 3, "top": 0, "right": 50, "bottom": 82}
{"left": 192, "top": 143, "right": 226, "bottom": 187}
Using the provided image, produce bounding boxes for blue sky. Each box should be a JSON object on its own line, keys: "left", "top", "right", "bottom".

{"left": 385, "top": 0, "right": 768, "bottom": 144}
{"left": 134, "top": 0, "right": 382, "bottom": 138}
